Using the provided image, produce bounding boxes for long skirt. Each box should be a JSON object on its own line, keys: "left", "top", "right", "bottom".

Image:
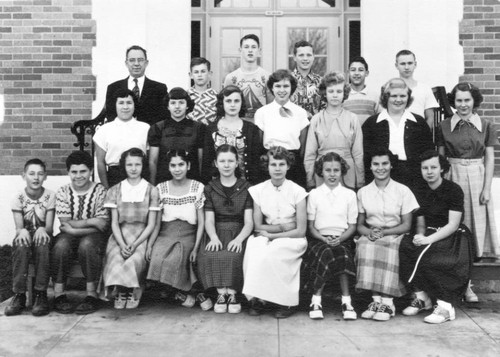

{"left": 243, "top": 235, "right": 308, "bottom": 306}
{"left": 197, "top": 221, "right": 245, "bottom": 291}
{"left": 302, "top": 239, "right": 356, "bottom": 293}
{"left": 355, "top": 234, "right": 407, "bottom": 297}
{"left": 399, "top": 225, "right": 474, "bottom": 304}
{"left": 147, "top": 220, "right": 197, "bottom": 292}
{"left": 447, "top": 161, "right": 499, "bottom": 257}
{"left": 102, "top": 222, "right": 147, "bottom": 300}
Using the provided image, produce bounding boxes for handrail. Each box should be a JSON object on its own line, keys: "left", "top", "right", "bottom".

{"left": 432, "top": 86, "right": 454, "bottom": 143}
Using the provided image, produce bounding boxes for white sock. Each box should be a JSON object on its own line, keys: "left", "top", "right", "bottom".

{"left": 415, "top": 291, "right": 429, "bottom": 302}
{"left": 437, "top": 299, "right": 453, "bottom": 311}
{"left": 372, "top": 295, "right": 382, "bottom": 303}
{"left": 86, "top": 282, "right": 98, "bottom": 298}
{"left": 341, "top": 295, "right": 352, "bottom": 305}
{"left": 381, "top": 297, "right": 394, "bottom": 307}
{"left": 216, "top": 287, "right": 227, "bottom": 295}
{"left": 54, "top": 283, "right": 64, "bottom": 298}
{"left": 311, "top": 294, "right": 322, "bottom": 306}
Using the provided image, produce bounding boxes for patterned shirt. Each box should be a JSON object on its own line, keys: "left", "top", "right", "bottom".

{"left": 56, "top": 182, "right": 109, "bottom": 221}
{"left": 187, "top": 87, "right": 218, "bottom": 125}
{"left": 11, "top": 188, "right": 56, "bottom": 234}
{"left": 290, "top": 68, "right": 322, "bottom": 119}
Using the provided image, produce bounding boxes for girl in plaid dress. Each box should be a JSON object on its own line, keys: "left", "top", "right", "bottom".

{"left": 438, "top": 82, "right": 499, "bottom": 302}
{"left": 303, "top": 152, "right": 358, "bottom": 320}
{"left": 197, "top": 144, "right": 254, "bottom": 314}
{"left": 102, "top": 148, "right": 160, "bottom": 309}
{"left": 355, "top": 148, "right": 419, "bottom": 321}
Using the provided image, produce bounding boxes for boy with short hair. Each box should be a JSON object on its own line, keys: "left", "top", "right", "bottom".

{"left": 5, "top": 159, "right": 56, "bottom": 317}
{"left": 51, "top": 151, "right": 109, "bottom": 315}
{"left": 290, "top": 40, "right": 322, "bottom": 119}
{"left": 395, "top": 49, "right": 439, "bottom": 129}
{"left": 187, "top": 57, "right": 218, "bottom": 125}
{"left": 343, "top": 56, "right": 380, "bottom": 125}
{"left": 223, "top": 34, "right": 273, "bottom": 122}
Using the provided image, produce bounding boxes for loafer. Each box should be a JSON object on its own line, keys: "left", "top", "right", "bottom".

{"left": 248, "top": 298, "right": 264, "bottom": 316}
{"left": 32, "top": 290, "right": 50, "bottom": 317}
{"left": 275, "top": 306, "right": 295, "bottom": 319}
{"left": 54, "top": 295, "right": 73, "bottom": 314}
{"left": 75, "top": 296, "right": 100, "bottom": 315}
{"left": 4, "top": 293, "right": 26, "bottom": 316}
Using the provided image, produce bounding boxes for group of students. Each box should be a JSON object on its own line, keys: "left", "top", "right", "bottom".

{"left": 5, "top": 37, "right": 499, "bottom": 325}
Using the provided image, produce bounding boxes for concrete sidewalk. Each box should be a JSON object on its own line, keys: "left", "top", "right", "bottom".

{"left": 0, "top": 292, "right": 499, "bottom": 357}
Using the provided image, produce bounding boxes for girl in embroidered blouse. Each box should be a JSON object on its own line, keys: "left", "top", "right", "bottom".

{"left": 304, "top": 72, "right": 364, "bottom": 191}
{"left": 197, "top": 144, "right": 253, "bottom": 314}
{"left": 202, "top": 85, "right": 265, "bottom": 185}
{"left": 146, "top": 149, "right": 210, "bottom": 310}
{"left": 102, "top": 148, "right": 160, "bottom": 309}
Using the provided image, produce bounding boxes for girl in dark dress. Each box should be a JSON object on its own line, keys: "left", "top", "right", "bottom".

{"left": 197, "top": 144, "right": 253, "bottom": 314}
{"left": 399, "top": 150, "right": 475, "bottom": 324}
{"left": 202, "top": 85, "right": 265, "bottom": 185}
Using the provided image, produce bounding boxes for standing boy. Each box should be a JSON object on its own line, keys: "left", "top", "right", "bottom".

{"left": 290, "top": 40, "right": 322, "bottom": 119}
{"left": 187, "top": 57, "right": 218, "bottom": 125}
{"left": 395, "top": 50, "right": 439, "bottom": 129}
{"left": 343, "top": 56, "right": 380, "bottom": 125}
{"left": 51, "top": 151, "right": 109, "bottom": 315}
{"left": 5, "top": 159, "right": 55, "bottom": 317}
{"left": 223, "top": 34, "right": 273, "bottom": 122}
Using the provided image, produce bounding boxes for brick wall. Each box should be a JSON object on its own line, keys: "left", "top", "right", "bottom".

{"left": 0, "top": 0, "right": 95, "bottom": 175}
{"left": 459, "top": 0, "right": 500, "bottom": 175}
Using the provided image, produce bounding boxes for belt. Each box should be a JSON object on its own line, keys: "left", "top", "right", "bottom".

{"left": 448, "top": 157, "right": 483, "bottom": 166}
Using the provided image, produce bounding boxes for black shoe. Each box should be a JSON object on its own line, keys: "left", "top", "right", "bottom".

{"left": 54, "top": 294, "right": 73, "bottom": 314}
{"left": 248, "top": 298, "right": 264, "bottom": 316}
{"left": 275, "top": 305, "right": 295, "bottom": 319}
{"left": 32, "top": 290, "right": 50, "bottom": 316}
{"left": 75, "top": 296, "right": 100, "bottom": 315}
{"left": 4, "top": 293, "right": 26, "bottom": 316}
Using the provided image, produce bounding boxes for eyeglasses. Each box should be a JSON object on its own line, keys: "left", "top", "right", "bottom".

{"left": 127, "top": 58, "right": 146, "bottom": 64}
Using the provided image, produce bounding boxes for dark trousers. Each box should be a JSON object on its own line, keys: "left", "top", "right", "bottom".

{"left": 51, "top": 232, "right": 107, "bottom": 284}
{"left": 12, "top": 240, "right": 51, "bottom": 293}
{"left": 107, "top": 166, "right": 124, "bottom": 188}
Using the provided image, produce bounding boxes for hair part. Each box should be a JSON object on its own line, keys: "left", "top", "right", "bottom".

{"left": 419, "top": 150, "right": 450, "bottom": 175}
{"left": 24, "top": 158, "right": 46, "bottom": 172}
{"left": 126, "top": 45, "right": 147, "bottom": 60}
{"left": 267, "top": 69, "right": 298, "bottom": 96}
{"left": 447, "top": 82, "right": 483, "bottom": 109}
{"left": 314, "top": 152, "right": 349, "bottom": 177}
{"left": 240, "top": 34, "right": 260, "bottom": 47}
{"left": 293, "top": 40, "right": 313, "bottom": 55}
{"left": 119, "top": 148, "right": 148, "bottom": 179}
{"left": 215, "top": 85, "right": 247, "bottom": 119}
{"left": 190, "top": 57, "right": 211, "bottom": 71}
{"left": 379, "top": 78, "right": 413, "bottom": 109}
{"left": 348, "top": 56, "right": 369, "bottom": 71}
{"left": 319, "top": 71, "right": 350, "bottom": 103}
{"left": 66, "top": 151, "right": 93, "bottom": 171}
{"left": 167, "top": 87, "right": 195, "bottom": 115}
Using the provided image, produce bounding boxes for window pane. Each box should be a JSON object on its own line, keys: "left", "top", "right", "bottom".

{"left": 221, "top": 29, "right": 242, "bottom": 54}
{"left": 349, "top": 0, "right": 360, "bottom": 7}
{"left": 252, "top": 0, "right": 270, "bottom": 6}
{"left": 348, "top": 20, "right": 361, "bottom": 64}
{"left": 191, "top": 0, "right": 201, "bottom": 7}
{"left": 308, "top": 28, "right": 327, "bottom": 55}
{"left": 281, "top": 0, "right": 298, "bottom": 7}
{"left": 222, "top": 57, "right": 241, "bottom": 80}
{"left": 299, "top": 0, "right": 318, "bottom": 7}
{"left": 191, "top": 21, "right": 201, "bottom": 58}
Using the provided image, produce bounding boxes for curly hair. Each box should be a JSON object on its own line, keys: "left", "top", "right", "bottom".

{"left": 261, "top": 146, "right": 295, "bottom": 168}
{"left": 267, "top": 69, "right": 298, "bottom": 96}
{"left": 379, "top": 78, "right": 413, "bottom": 109}
{"left": 314, "top": 152, "right": 349, "bottom": 177}
{"left": 419, "top": 150, "right": 450, "bottom": 176}
{"left": 447, "top": 82, "right": 483, "bottom": 109}
{"left": 215, "top": 85, "right": 247, "bottom": 119}
{"left": 319, "top": 71, "right": 350, "bottom": 103}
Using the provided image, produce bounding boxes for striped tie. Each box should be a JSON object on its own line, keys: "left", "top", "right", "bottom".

{"left": 132, "top": 78, "right": 140, "bottom": 100}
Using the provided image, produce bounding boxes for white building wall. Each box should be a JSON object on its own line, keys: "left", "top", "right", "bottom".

{"left": 92, "top": 0, "right": 191, "bottom": 115}
{"left": 362, "top": 0, "right": 464, "bottom": 92}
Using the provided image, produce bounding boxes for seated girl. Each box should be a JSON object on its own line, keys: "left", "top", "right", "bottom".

{"left": 243, "top": 146, "right": 308, "bottom": 319}
{"left": 146, "top": 149, "right": 210, "bottom": 310}
{"left": 197, "top": 144, "right": 253, "bottom": 314}
{"left": 102, "top": 148, "right": 160, "bottom": 309}
{"left": 356, "top": 148, "right": 419, "bottom": 321}
{"left": 303, "top": 152, "right": 358, "bottom": 320}
{"left": 399, "top": 150, "right": 474, "bottom": 324}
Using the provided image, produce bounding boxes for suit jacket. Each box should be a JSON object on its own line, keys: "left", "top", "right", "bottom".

{"left": 105, "top": 76, "right": 168, "bottom": 125}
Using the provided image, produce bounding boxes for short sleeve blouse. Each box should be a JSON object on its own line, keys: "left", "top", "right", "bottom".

{"left": 357, "top": 179, "right": 419, "bottom": 229}
{"left": 157, "top": 180, "right": 205, "bottom": 225}
{"left": 204, "top": 178, "right": 252, "bottom": 223}
{"left": 249, "top": 179, "right": 308, "bottom": 225}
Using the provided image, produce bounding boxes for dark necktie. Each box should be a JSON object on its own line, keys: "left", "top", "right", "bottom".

{"left": 132, "top": 78, "right": 140, "bottom": 100}
{"left": 457, "top": 119, "right": 474, "bottom": 130}
{"left": 279, "top": 106, "right": 293, "bottom": 118}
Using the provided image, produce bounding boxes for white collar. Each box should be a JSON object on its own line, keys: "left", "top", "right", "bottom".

{"left": 128, "top": 76, "right": 145, "bottom": 87}
{"left": 121, "top": 178, "right": 148, "bottom": 202}
{"left": 376, "top": 109, "right": 417, "bottom": 124}
{"left": 450, "top": 113, "right": 482, "bottom": 132}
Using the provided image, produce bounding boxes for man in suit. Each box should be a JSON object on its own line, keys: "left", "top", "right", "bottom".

{"left": 105, "top": 45, "right": 168, "bottom": 125}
